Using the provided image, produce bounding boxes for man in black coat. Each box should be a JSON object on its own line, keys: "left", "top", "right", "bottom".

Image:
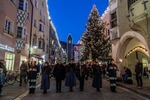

{"left": 135, "top": 59, "right": 143, "bottom": 88}
{"left": 53, "top": 60, "right": 66, "bottom": 93}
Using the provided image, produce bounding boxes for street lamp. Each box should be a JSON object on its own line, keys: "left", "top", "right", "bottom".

{"left": 28, "top": 0, "right": 34, "bottom": 63}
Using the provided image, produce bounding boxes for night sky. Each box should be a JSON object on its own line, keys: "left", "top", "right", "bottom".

{"left": 48, "top": 0, "right": 108, "bottom": 44}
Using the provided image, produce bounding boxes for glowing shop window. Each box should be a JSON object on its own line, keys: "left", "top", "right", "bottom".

{"left": 142, "top": 58, "right": 148, "bottom": 68}
{"left": 5, "top": 52, "right": 15, "bottom": 71}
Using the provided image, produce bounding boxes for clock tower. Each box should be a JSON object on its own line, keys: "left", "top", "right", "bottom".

{"left": 67, "top": 34, "right": 73, "bottom": 62}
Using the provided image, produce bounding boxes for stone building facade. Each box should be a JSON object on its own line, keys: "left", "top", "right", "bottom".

{"left": 30, "top": 0, "right": 50, "bottom": 64}
{"left": 49, "top": 21, "right": 65, "bottom": 64}
{"left": 0, "top": 0, "right": 33, "bottom": 71}
{"left": 0, "top": 0, "right": 50, "bottom": 71}
{"left": 109, "top": 0, "right": 150, "bottom": 73}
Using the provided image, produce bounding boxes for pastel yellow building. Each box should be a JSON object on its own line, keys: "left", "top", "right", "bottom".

{"left": 109, "top": 0, "right": 150, "bottom": 74}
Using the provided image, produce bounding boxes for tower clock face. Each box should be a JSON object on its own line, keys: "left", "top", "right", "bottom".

{"left": 68, "top": 40, "right": 71, "bottom": 43}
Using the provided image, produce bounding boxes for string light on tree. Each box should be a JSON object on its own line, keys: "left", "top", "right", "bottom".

{"left": 81, "top": 4, "right": 111, "bottom": 61}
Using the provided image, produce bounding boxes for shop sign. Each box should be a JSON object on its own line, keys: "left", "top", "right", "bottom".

{"left": 0, "top": 43, "right": 15, "bottom": 52}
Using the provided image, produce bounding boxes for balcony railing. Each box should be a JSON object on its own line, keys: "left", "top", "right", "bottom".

{"left": 109, "top": 0, "right": 117, "bottom": 11}
{"left": 110, "top": 27, "right": 120, "bottom": 44}
{"left": 128, "top": 0, "right": 150, "bottom": 26}
{"left": 128, "top": 0, "right": 138, "bottom": 8}
{"left": 31, "top": 46, "right": 43, "bottom": 55}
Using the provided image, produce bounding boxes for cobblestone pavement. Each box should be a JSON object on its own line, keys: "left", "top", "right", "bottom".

{"left": 1, "top": 81, "right": 28, "bottom": 100}
{"left": 117, "top": 76, "right": 150, "bottom": 98}
{"left": 0, "top": 77, "right": 41, "bottom": 100}
{"left": 14, "top": 78, "right": 148, "bottom": 100}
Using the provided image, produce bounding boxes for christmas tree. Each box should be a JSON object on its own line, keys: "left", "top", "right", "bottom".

{"left": 82, "top": 5, "right": 111, "bottom": 61}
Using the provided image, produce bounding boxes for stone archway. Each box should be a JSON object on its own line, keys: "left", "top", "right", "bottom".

{"left": 116, "top": 31, "right": 149, "bottom": 61}
{"left": 114, "top": 31, "right": 150, "bottom": 75}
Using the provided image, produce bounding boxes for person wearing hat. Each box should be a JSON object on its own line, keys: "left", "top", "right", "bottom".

{"left": 0, "top": 68, "right": 5, "bottom": 96}
{"left": 65, "top": 59, "right": 77, "bottom": 92}
{"left": 40, "top": 62, "right": 51, "bottom": 94}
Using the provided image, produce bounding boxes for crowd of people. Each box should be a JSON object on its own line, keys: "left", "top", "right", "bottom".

{"left": 0, "top": 58, "right": 148, "bottom": 96}
{"left": 17, "top": 59, "right": 119, "bottom": 94}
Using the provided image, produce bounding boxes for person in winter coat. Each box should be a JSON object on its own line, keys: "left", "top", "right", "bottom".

{"left": 0, "top": 59, "right": 7, "bottom": 76}
{"left": 19, "top": 61, "right": 28, "bottom": 86}
{"left": 122, "top": 67, "right": 133, "bottom": 84}
{"left": 77, "top": 61, "right": 86, "bottom": 91}
{"left": 28, "top": 61, "right": 38, "bottom": 94}
{"left": 107, "top": 59, "right": 118, "bottom": 92}
{"left": 92, "top": 61, "right": 102, "bottom": 92}
{"left": 135, "top": 59, "right": 143, "bottom": 88}
{"left": 41, "top": 62, "right": 51, "bottom": 94}
{"left": 65, "top": 59, "right": 76, "bottom": 92}
{"left": 0, "top": 68, "right": 5, "bottom": 96}
{"left": 53, "top": 60, "right": 66, "bottom": 93}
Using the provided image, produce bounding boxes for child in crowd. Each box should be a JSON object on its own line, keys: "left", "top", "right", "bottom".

{"left": 0, "top": 68, "right": 5, "bottom": 96}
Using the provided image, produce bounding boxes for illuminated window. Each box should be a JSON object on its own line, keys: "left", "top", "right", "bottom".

{"left": 142, "top": 58, "right": 148, "bottom": 68}
{"left": 5, "top": 52, "right": 15, "bottom": 71}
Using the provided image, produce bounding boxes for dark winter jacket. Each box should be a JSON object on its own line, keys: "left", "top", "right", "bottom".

{"left": 66, "top": 63, "right": 76, "bottom": 73}
{"left": 20, "top": 63, "right": 28, "bottom": 76}
{"left": 92, "top": 64, "right": 102, "bottom": 88}
{"left": 28, "top": 65, "right": 38, "bottom": 80}
{"left": 135, "top": 62, "right": 143, "bottom": 75}
{"left": 107, "top": 63, "right": 118, "bottom": 77}
{"left": 53, "top": 63, "right": 66, "bottom": 81}
{"left": 0, "top": 73, "right": 5, "bottom": 86}
{"left": 0, "top": 62, "right": 7, "bottom": 76}
{"left": 76, "top": 64, "right": 86, "bottom": 79}
{"left": 125, "top": 68, "right": 132, "bottom": 77}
